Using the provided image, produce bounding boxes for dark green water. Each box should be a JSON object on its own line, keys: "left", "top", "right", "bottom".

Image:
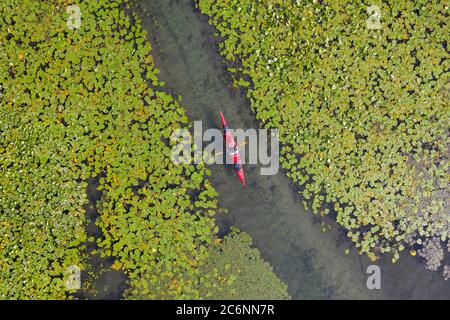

{"left": 132, "top": 0, "right": 450, "bottom": 299}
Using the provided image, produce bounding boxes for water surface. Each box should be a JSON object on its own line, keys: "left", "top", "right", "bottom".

{"left": 133, "top": 0, "right": 450, "bottom": 299}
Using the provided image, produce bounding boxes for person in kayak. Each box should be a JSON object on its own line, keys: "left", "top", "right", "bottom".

{"left": 220, "top": 111, "right": 246, "bottom": 187}
{"left": 228, "top": 143, "right": 238, "bottom": 155}
{"left": 227, "top": 144, "right": 241, "bottom": 166}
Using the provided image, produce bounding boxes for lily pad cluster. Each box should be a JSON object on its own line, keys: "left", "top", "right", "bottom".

{"left": 197, "top": 0, "right": 449, "bottom": 264}
{"left": 1, "top": 0, "right": 89, "bottom": 299}
{"left": 1, "top": 0, "right": 288, "bottom": 299}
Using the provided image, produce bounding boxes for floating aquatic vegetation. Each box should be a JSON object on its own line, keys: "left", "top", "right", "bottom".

{"left": 197, "top": 0, "right": 449, "bottom": 264}
{"left": 443, "top": 265, "right": 450, "bottom": 281}
{"left": 418, "top": 237, "right": 444, "bottom": 271}
{"left": 1, "top": 2, "right": 88, "bottom": 299}
{"left": 198, "top": 229, "right": 290, "bottom": 300}
{"left": 1, "top": 0, "right": 287, "bottom": 299}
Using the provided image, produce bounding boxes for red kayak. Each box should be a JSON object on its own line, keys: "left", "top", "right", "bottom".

{"left": 220, "top": 111, "right": 246, "bottom": 187}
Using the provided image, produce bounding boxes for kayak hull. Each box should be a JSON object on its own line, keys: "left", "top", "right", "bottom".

{"left": 236, "top": 168, "right": 246, "bottom": 187}
{"left": 220, "top": 111, "right": 246, "bottom": 187}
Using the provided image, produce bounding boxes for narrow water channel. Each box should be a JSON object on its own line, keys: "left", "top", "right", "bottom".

{"left": 133, "top": 0, "right": 450, "bottom": 299}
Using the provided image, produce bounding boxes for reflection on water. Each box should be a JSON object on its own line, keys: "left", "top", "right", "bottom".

{"left": 133, "top": 0, "right": 450, "bottom": 299}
